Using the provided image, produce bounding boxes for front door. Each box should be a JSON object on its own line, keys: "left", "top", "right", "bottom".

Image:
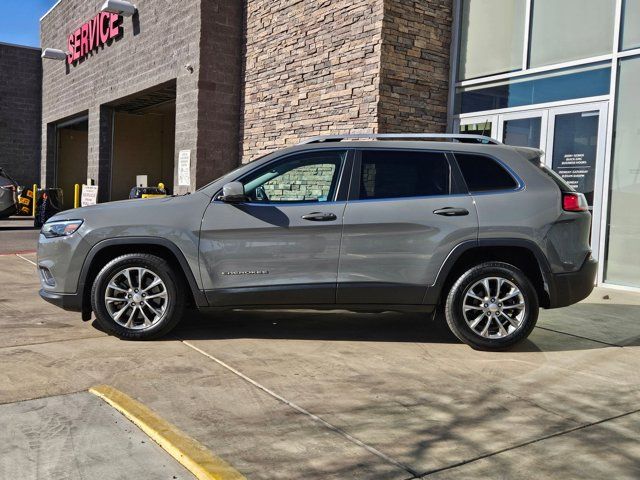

{"left": 337, "top": 148, "right": 479, "bottom": 304}
{"left": 545, "top": 103, "right": 609, "bottom": 259}
{"left": 457, "top": 101, "right": 609, "bottom": 259}
{"left": 199, "top": 150, "right": 351, "bottom": 306}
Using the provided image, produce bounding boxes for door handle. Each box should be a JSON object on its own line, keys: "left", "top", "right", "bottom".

{"left": 433, "top": 207, "right": 469, "bottom": 216}
{"left": 301, "top": 212, "right": 337, "bottom": 221}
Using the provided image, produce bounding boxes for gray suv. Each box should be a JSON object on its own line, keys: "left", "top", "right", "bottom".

{"left": 37, "top": 134, "right": 597, "bottom": 350}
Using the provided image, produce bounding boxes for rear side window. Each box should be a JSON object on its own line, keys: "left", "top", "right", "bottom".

{"left": 455, "top": 153, "right": 518, "bottom": 192}
{"left": 358, "top": 150, "right": 450, "bottom": 200}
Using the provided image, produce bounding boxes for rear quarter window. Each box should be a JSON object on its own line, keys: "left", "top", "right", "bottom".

{"left": 454, "top": 153, "right": 518, "bottom": 192}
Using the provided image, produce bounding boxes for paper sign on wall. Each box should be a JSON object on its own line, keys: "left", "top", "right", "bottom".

{"left": 178, "top": 150, "right": 191, "bottom": 187}
{"left": 81, "top": 185, "right": 99, "bottom": 207}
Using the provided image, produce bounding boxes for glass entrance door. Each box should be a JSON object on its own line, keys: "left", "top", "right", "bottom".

{"left": 456, "top": 101, "right": 609, "bottom": 264}
{"left": 545, "top": 103, "right": 609, "bottom": 262}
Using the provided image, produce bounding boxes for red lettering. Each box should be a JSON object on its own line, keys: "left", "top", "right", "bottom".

{"left": 87, "top": 16, "right": 97, "bottom": 51}
{"left": 73, "top": 29, "right": 81, "bottom": 61}
{"left": 80, "top": 23, "right": 89, "bottom": 58}
{"left": 99, "top": 12, "right": 110, "bottom": 43}
{"left": 67, "top": 34, "right": 74, "bottom": 64}
{"left": 109, "top": 13, "right": 120, "bottom": 39}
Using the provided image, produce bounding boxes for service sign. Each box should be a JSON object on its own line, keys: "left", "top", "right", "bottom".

{"left": 67, "top": 12, "right": 122, "bottom": 64}
{"left": 81, "top": 185, "right": 99, "bottom": 207}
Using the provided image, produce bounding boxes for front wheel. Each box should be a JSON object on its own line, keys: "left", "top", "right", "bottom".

{"left": 445, "top": 262, "right": 539, "bottom": 350}
{"left": 91, "top": 253, "right": 185, "bottom": 340}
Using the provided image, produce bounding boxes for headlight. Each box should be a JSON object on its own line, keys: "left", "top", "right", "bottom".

{"left": 41, "top": 220, "right": 84, "bottom": 238}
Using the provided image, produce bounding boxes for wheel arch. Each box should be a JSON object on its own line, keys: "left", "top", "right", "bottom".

{"left": 78, "top": 237, "right": 207, "bottom": 318}
{"left": 425, "top": 239, "right": 553, "bottom": 308}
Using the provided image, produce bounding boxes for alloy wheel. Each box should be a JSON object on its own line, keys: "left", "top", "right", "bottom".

{"left": 104, "top": 267, "right": 169, "bottom": 330}
{"left": 462, "top": 276, "right": 526, "bottom": 339}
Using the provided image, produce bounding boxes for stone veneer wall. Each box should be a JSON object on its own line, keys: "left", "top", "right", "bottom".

{"left": 378, "top": 0, "right": 453, "bottom": 134}
{"left": 241, "top": 0, "right": 453, "bottom": 163}
{"left": 241, "top": 0, "right": 386, "bottom": 162}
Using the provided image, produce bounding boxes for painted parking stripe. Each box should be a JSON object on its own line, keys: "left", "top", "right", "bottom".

{"left": 15, "top": 253, "right": 37, "bottom": 266}
{"left": 182, "top": 340, "right": 419, "bottom": 477}
{"left": 89, "top": 385, "right": 246, "bottom": 480}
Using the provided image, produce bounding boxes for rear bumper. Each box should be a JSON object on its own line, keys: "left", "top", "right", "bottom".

{"left": 39, "top": 288, "right": 83, "bottom": 312}
{"left": 547, "top": 255, "right": 597, "bottom": 308}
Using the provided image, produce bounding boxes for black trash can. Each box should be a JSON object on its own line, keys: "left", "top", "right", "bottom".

{"left": 34, "top": 188, "right": 64, "bottom": 228}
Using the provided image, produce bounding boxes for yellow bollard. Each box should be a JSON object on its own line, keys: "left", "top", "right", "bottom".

{"left": 74, "top": 184, "right": 80, "bottom": 209}
{"left": 32, "top": 184, "right": 37, "bottom": 217}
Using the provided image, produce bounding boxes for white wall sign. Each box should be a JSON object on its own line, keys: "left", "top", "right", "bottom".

{"left": 178, "top": 150, "right": 191, "bottom": 186}
{"left": 136, "top": 175, "right": 148, "bottom": 188}
{"left": 81, "top": 185, "right": 99, "bottom": 207}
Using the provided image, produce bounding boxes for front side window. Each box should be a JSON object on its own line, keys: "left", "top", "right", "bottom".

{"left": 455, "top": 153, "right": 518, "bottom": 192}
{"left": 242, "top": 151, "right": 346, "bottom": 203}
{"left": 358, "top": 150, "right": 450, "bottom": 200}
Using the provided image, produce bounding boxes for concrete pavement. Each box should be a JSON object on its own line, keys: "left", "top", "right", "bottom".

{"left": 0, "top": 249, "right": 639, "bottom": 479}
{"left": 0, "top": 217, "right": 39, "bottom": 254}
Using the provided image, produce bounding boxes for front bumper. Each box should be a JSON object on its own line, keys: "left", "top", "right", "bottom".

{"left": 547, "top": 255, "right": 598, "bottom": 308}
{"left": 39, "top": 288, "right": 83, "bottom": 312}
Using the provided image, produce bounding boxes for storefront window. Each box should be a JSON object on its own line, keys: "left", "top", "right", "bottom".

{"left": 621, "top": 0, "right": 640, "bottom": 51}
{"left": 529, "top": 0, "right": 615, "bottom": 68}
{"left": 605, "top": 57, "right": 640, "bottom": 287}
{"left": 457, "top": 0, "right": 526, "bottom": 80}
{"left": 455, "top": 64, "right": 611, "bottom": 114}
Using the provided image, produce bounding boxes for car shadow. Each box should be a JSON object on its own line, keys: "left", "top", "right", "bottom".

{"left": 159, "top": 307, "right": 625, "bottom": 353}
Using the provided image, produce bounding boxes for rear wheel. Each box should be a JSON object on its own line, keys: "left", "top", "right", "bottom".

{"left": 445, "top": 262, "right": 538, "bottom": 350}
{"left": 91, "top": 253, "right": 185, "bottom": 340}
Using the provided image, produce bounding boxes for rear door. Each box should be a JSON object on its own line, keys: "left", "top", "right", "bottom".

{"left": 337, "top": 148, "right": 478, "bottom": 304}
{"left": 199, "top": 149, "right": 352, "bottom": 306}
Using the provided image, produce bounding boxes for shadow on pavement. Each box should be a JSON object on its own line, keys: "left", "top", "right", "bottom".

{"left": 152, "top": 307, "right": 619, "bottom": 353}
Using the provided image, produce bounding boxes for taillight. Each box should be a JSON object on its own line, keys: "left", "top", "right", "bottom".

{"left": 562, "top": 192, "right": 588, "bottom": 212}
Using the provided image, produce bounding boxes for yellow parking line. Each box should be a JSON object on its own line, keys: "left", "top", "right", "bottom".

{"left": 89, "top": 385, "right": 246, "bottom": 480}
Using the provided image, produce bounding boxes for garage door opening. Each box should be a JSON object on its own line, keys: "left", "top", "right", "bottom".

{"left": 56, "top": 117, "right": 88, "bottom": 210}
{"left": 109, "top": 82, "right": 176, "bottom": 201}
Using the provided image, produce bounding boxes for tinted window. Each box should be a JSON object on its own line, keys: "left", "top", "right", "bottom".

{"left": 358, "top": 150, "right": 450, "bottom": 200}
{"left": 242, "top": 151, "right": 345, "bottom": 203}
{"left": 455, "top": 153, "right": 518, "bottom": 192}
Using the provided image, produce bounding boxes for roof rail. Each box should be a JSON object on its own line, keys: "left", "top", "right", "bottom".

{"left": 300, "top": 133, "right": 502, "bottom": 145}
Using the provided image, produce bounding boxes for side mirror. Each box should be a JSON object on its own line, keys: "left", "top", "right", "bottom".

{"left": 220, "top": 181, "right": 247, "bottom": 203}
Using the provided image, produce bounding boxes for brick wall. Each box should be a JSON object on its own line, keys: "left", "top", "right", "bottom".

{"left": 196, "top": 0, "right": 244, "bottom": 187}
{"left": 40, "top": 0, "right": 203, "bottom": 193}
{"left": 241, "top": 0, "right": 385, "bottom": 162}
{"left": 378, "top": 0, "right": 453, "bottom": 134}
{"left": 0, "top": 43, "right": 42, "bottom": 187}
{"left": 40, "top": 0, "right": 243, "bottom": 194}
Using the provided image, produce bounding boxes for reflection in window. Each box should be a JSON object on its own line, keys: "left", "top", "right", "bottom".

{"left": 455, "top": 64, "right": 611, "bottom": 114}
{"left": 529, "top": 0, "right": 615, "bottom": 68}
{"left": 502, "top": 117, "right": 542, "bottom": 148}
{"left": 242, "top": 152, "right": 345, "bottom": 203}
{"left": 458, "top": 0, "right": 526, "bottom": 80}
{"left": 605, "top": 57, "right": 640, "bottom": 287}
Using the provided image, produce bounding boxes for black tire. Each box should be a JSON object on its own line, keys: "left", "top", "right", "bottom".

{"left": 444, "top": 261, "right": 538, "bottom": 350}
{"left": 91, "top": 253, "right": 185, "bottom": 340}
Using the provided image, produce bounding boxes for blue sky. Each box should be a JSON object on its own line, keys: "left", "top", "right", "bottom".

{"left": 0, "top": 0, "right": 58, "bottom": 48}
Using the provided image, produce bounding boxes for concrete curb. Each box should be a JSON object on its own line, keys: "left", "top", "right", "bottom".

{"left": 89, "top": 385, "right": 246, "bottom": 480}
